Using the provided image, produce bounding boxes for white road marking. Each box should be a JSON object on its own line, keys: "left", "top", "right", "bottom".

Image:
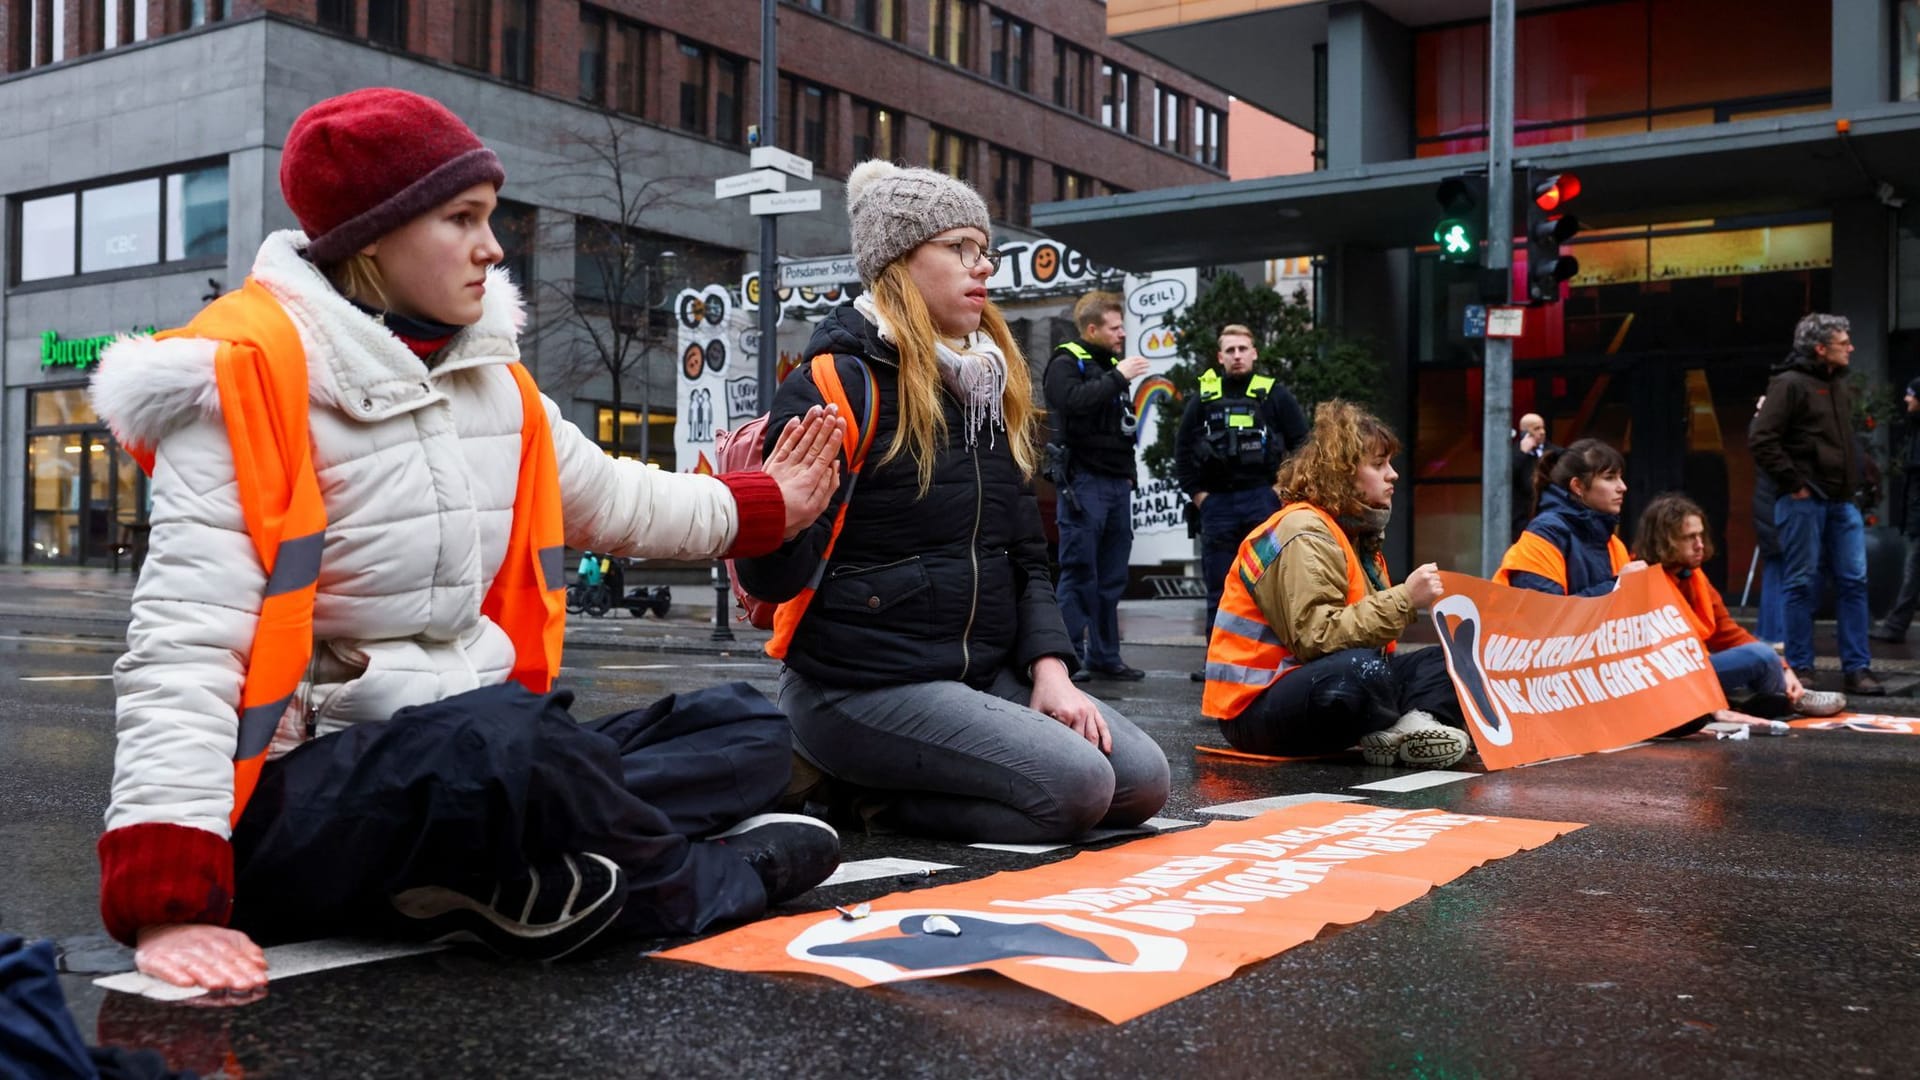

{"left": 1511, "top": 754, "right": 1585, "bottom": 769}
{"left": 1599, "top": 741, "right": 1653, "bottom": 753}
{"left": 0, "top": 634, "right": 123, "bottom": 648}
{"left": 96, "top": 938, "right": 445, "bottom": 1001}
{"left": 1349, "top": 770, "right": 1479, "bottom": 792}
{"left": 19, "top": 674, "right": 114, "bottom": 682}
{"left": 1196, "top": 793, "right": 1366, "bottom": 817}
{"left": 970, "top": 841, "right": 1065, "bottom": 854}
{"left": 819, "top": 857, "right": 958, "bottom": 887}
{"left": 599, "top": 662, "right": 773, "bottom": 671}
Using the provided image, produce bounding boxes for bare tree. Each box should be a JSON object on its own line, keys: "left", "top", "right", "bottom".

{"left": 532, "top": 115, "right": 694, "bottom": 462}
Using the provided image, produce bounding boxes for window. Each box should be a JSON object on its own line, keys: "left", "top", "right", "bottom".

{"left": 988, "top": 145, "right": 1030, "bottom": 225}
{"left": 715, "top": 54, "right": 746, "bottom": 142}
{"left": 855, "top": 0, "right": 903, "bottom": 40}
{"left": 15, "top": 162, "right": 228, "bottom": 285}
{"left": 501, "top": 0, "right": 534, "bottom": 85}
{"left": 579, "top": 6, "right": 607, "bottom": 103}
{"left": 1193, "top": 103, "right": 1224, "bottom": 167}
{"left": 928, "top": 126, "right": 974, "bottom": 180}
{"left": 799, "top": 0, "right": 826, "bottom": 9}
{"left": 573, "top": 217, "right": 741, "bottom": 332}
{"left": 613, "top": 19, "right": 645, "bottom": 116}
{"left": 1053, "top": 40, "right": 1091, "bottom": 115}
{"left": 367, "top": 0, "right": 406, "bottom": 47}
{"left": 491, "top": 200, "right": 538, "bottom": 287}
{"left": 988, "top": 11, "right": 1029, "bottom": 92}
{"left": 316, "top": 0, "right": 352, "bottom": 32}
{"left": 453, "top": 0, "right": 490, "bottom": 71}
{"left": 1153, "top": 86, "right": 1183, "bottom": 150}
{"left": 1101, "top": 62, "right": 1136, "bottom": 134}
{"left": 678, "top": 40, "right": 709, "bottom": 134}
{"left": 928, "top": 0, "right": 973, "bottom": 67}
{"left": 185, "top": 0, "right": 228, "bottom": 29}
{"left": 1055, "top": 167, "right": 1090, "bottom": 203}
{"left": 781, "top": 77, "right": 829, "bottom": 163}
{"left": 98, "top": 0, "right": 151, "bottom": 49}
{"left": 852, "top": 99, "right": 899, "bottom": 162}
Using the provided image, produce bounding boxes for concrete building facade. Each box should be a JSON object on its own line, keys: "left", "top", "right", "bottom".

{"left": 0, "top": 0, "right": 1228, "bottom": 565}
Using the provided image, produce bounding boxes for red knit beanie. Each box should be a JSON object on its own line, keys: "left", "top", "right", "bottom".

{"left": 280, "top": 88, "right": 506, "bottom": 265}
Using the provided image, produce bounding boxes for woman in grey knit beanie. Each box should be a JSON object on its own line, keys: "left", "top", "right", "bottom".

{"left": 737, "top": 160, "right": 1170, "bottom": 844}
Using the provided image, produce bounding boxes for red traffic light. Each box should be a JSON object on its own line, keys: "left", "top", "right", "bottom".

{"left": 1532, "top": 172, "right": 1582, "bottom": 211}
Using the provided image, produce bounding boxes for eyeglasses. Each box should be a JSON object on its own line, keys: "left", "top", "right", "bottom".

{"left": 935, "top": 238, "right": 1004, "bottom": 272}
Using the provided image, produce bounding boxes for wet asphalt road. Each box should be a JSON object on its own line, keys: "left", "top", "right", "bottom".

{"left": 2, "top": 609, "right": 1918, "bottom": 1078}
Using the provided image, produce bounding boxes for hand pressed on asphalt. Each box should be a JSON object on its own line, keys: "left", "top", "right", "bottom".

{"left": 762, "top": 404, "right": 847, "bottom": 540}
{"left": 135, "top": 923, "right": 268, "bottom": 994}
{"left": 1029, "top": 657, "right": 1112, "bottom": 753}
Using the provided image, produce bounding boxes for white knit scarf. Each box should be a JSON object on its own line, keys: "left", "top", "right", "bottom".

{"left": 855, "top": 293, "right": 1008, "bottom": 449}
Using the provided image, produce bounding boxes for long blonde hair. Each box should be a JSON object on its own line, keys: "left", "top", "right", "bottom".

{"left": 867, "top": 261, "right": 1040, "bottom": 495}
{"left": 324, "top": 252, "right": 394, "bottom": 309}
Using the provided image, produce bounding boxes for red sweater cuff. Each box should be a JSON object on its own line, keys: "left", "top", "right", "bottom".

{"left": 98, "top": 822, "right": 235, "bottom": 947}
{"left": 719, "top": 471, "right": 787, "bottom": 559}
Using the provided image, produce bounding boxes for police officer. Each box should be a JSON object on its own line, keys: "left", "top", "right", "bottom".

{"left": 1175, "top": 324, "right": 1307, "bottom": 679}
{"left": 1045, "top": 290, "right": 1151, "bottom": 682}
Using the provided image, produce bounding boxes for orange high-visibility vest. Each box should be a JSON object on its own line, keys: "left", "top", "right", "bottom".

{"left": 1492, "top": 530, "right": 1629, "bottom": 592}
{"left": 1662, "top": 565, "right": 1718, "bottom": 642}
{"left": 1202, "top": 502, "right": 1394, "bottom": 722}
{"left": 127, "top": 279, "right": 566, "bottom": 827}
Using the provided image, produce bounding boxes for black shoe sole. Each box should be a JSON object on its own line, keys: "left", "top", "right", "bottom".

{"left": 392, "top": 855, "right": 627, "bottom": 962}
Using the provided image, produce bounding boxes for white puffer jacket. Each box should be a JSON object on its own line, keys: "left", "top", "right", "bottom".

{"left": 91, "top": 232, "right": 775, "bottom": 848}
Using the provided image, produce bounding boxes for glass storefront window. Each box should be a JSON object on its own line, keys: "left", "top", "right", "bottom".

{"left": 28, "top": 434, "right": 83, "bottom": 564}
{"left": 20, "top": 194, "right": 77, "bottom": 282}
{"left": 165, "top": 167, "right": 229, "bottom": 261}
{"left": 80, "top": 178, "right": 161, "bottom": 274}
{"left": 32, "top": 388, "right": 98, "bottom": 428}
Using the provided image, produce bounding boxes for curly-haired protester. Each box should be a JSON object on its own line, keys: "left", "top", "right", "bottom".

{"left": 87, "top": 89, "right": 845, "bottom": 995}
{"left": 737, "top": 161, "right": 1169, "bottom": 842}
{"left": 1201, "top": 401, "right": 1469, "bottom": 768}
{"left": 1634, "top": 494, "right": 1845, "bottom": 721}
{"left": 1495, "top": 438, "right": 1646, "bottom": 596}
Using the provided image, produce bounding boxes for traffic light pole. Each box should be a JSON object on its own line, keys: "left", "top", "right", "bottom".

{"left": 757, "top": 0, "right": 779, "bottom": 403}
{"left": 1479, "top": 0, "right": 1516, "bottom": 578}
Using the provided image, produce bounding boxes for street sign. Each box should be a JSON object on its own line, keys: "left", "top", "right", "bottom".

{"left": 750, "top": 189, "right": 823, "bottom": 216}
{"left": 1463, "top": 304, "right": 1489, "bottom": 339}
{"left": 1486, "top": 306, "right": 1526, "bottom": 338}
{"left": 779, "top": 254, "right": 860, "bottom": 287}
{"left": 749, "top": 147, "right": 814, "bottom": 181}
{"left": 714, "top": 169, "right": 787, "bottom": 199}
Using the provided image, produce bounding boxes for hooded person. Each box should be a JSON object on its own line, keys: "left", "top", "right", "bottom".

{"left": 1495, "top": 438, "right": 1643, "bottom": 597}
{"left": 736, "top": 161, "right": 1169, "bottom": 842}
{"left": 88, "top": 88, "right": 848, "bottom": 994}
{"left": 1872, "top": 375, "right": 1920, "bottom": 642}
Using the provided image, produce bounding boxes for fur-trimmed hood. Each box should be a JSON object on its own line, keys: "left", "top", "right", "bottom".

{"left": 91, "top": 230, "right": 526, "bottom": 451}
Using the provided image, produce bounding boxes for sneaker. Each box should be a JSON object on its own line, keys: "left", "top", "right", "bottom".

{"left": 391, "top": 852, "right": 625, "bottom": 961}
{"left": 1358, "top": 710, "right": 1469, "bottom": 769}
{"left": 1844, "top": 669, "right": 1886, "bottom": 696}
{"left": 1070, "top": 667, "right": 1093, "bottom": 684}
{"left": 1869, "top": 625, "right": 1906, "bottom": 644}
{"left": 1356, "top": 728, "right": 1405, "bottom": 766}
{"left": 1088, "top": 664, "right": 1147, "bottom": 681}
{"left": 1793, "top": 689, "right": 1847, "bottom": 717}
{"left": 714, "top": 813, "right": 840, "bottom": 906}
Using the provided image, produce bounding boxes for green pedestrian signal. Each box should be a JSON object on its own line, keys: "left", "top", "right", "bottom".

{"left": 1433, "top": 174, "right": 1487, "bottom": 265}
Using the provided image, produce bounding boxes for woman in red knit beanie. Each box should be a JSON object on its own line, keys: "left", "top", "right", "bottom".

{"left": 89, "top": 88, "right": 846, "bottom": 994}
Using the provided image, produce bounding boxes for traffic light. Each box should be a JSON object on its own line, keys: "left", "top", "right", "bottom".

{"left": 1433, "top": 174, "right": 1487, "bottom": 264}
{"left": 1525, "top": 170, "right": 1582, "bottom": 303}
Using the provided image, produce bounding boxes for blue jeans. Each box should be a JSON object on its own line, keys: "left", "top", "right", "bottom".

{"left": 1199, "top": 486, "right": 1282, "bottom": 636}
{"left": 1056, "top": 471, "right": 1135, "bottom": 669}
{"left": 1757, "top": 556, "right": 1787, "bottom": 643}
{"left": 1774, "top": 495, "right": 1871, "bottom": 672}
{"left": 1711, "top": 640, "right": 1786, "bottom": 697}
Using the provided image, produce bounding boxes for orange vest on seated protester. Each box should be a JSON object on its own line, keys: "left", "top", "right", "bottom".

{"left": 125, "top": 278, "right": 566, "bottom": 829}
{"left": 1491, "top": 530, "right": 1629, "bottom": 592}
{"left": 1202, "top": 501, "right": 1394, "bottom": 722}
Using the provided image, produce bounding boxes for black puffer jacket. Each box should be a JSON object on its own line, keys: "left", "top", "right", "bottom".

{"left": 736, "top": 304, "right": 1075, "bottom": 689}
{"left": 1043, "top": 339, "right": 1137, "bottom": 479}
{"left": 1750, "top": 353, "right": 1856, "bottom": 501}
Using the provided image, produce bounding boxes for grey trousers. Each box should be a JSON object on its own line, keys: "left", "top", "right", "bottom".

{"left": 778, "top": 666, "right": 1170, "bottom": 843}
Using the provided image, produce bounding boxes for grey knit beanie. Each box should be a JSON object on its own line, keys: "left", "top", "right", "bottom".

{"left": 846, "top": 160, "right": 992, "bottom": 284}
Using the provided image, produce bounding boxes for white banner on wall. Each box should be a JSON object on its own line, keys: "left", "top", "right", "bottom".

{"left": 673, "top": 285, "right": 751, "bottom": 475}
{"left": 1122, "top": 268, "right": 1199, "bottom": 567}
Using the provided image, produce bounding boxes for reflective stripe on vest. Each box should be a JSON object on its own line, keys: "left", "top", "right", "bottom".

{"left": 1060, "top": 341, "right": 1093, "bottom": 365}
{"left": 132, "top": 278, "right": 565, "bottom": 828}
{"left": 1202, "top": 501, "right": 1394, "bottom": 722}
{"left": 1197, "top": 370, "right": 1274, "bottom": 402}
{"left": 1493, "top": 530, "right": 1629, "bottom": 592}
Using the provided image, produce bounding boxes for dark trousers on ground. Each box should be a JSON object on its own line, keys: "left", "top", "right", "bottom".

{"left": 1056, "top": 471, "right": 1135, "bottom": 669}
{"left": 1219, "top": 647, "right": 1465, "bottom": 757}
{"left": 228, "top": 682, "right": 790, "bottom": 944}
{"left": 1882, "top": 528, "right": 1920, "bottom": 635}
{"left": 1199, "top": 486, "right": 1282, "bottom": 635}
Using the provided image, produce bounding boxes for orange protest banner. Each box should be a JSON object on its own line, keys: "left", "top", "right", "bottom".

{"left": 658, "top": 803, "right": 1583, "bottom": 1023}
{"left": 1788, "top": 713, "right": 1920, "bottom": 734}
{"left": 1429, "top": 570, "right": 1728, "bottom": 770}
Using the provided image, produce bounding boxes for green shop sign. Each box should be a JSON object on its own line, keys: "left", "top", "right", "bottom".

{"left": 39, "top": 327, "right": 156, "bottom": 370}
